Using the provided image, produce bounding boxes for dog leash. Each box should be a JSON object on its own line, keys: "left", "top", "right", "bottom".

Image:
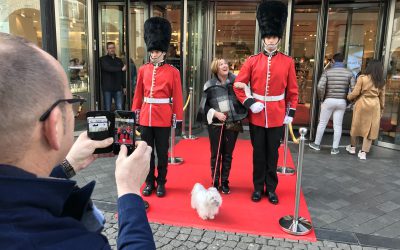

{"left": 212, "top": 124, "right": 224, "bottom": 187}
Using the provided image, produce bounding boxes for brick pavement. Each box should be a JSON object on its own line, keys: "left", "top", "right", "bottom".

{"left": 72, "top": 131, "right": 400, "bottom": 249}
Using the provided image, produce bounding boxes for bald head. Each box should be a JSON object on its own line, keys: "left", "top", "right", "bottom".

{"left": 0, "top": 33, "right": 67, "bottom": 163}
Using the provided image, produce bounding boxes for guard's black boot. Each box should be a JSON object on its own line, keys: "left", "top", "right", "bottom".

{"left": 267, "top": 191, "right": 279, "bottom": 205}
{"left": 142, "top": 183, "right": 155, "bottom": 196}
{"left": 156, "top": 184, "right": 166, "bottom": 197}
{"left": 251, "top": 191, "right": 262, "bottom": 202}
{"left": 221, "top": 181, "right": 230, "bottom": 194}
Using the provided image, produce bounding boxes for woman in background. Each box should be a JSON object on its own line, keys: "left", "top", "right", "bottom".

{"left": 346, "top": 59, "right": 386, "bottom": 160}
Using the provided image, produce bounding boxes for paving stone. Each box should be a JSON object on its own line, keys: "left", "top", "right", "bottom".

{"left": 155, "top": 230, "right": 167, "bottom": 237}
{"left": 216, "top": 233, "right": 228, "bottom": 240}
{"left": 268, "top": 240, "right": 280, "bottom": 246}
{"left": 307, "top": 246, "right": 320, "bottom": 250}
{"left": 180, "top": 228, "right": 192, "bottom": 234}
{"left": 255, "top": 237, "right": 268, "bottom": 245}
{"left": 204, "top": 231, "right": 216, "bottom": 239}
{"left": 279, "top": 241, "right": 293, "bottom": 248}
{"left": 220, "top": 247, "right": 234, "bottom": 250}
{"left": 260, "top": 247, "right": 276, "bottom": 250}
{"left": 248, "top": 243, "right": 261, "bottom": 250}
{"left": 159, "top": 237, "right": 171, "bottom": 245}
{"left": 170, "top": 239, "right": 183, "bottom": 248}
{"left": 323, "top": 241, "right": 337, "bottom": 247}
{"left": 350, "top": 246, "right": 362, "bottom": 250}
{"left": 192, "top": 229, "right": 204, "bottom": 236}
{"left": 237, "top": 242, "right": 250, "bottom": 249}
{"left": 225, "top": 240, "right": 238, "bottom": 248}
{"left": 183, "top": 241, "right": 196, "bottom": 248}
{"left": 241, "top": 236, "right": 255, "bottom": 243}
{"left": 160, "top": 245, "right": 175, "bottom": 250}
{"left": 176, "top": 233, "right": 189, "bottom": 241}
{"left": 189, "top": 235, "right": 202, "bottom": 243}
{"left": 196, "top": 242, "right": 209, "bottom": 250}
{"left": 228, "top": 235, "right": 240, "bottom": 242}
{"left": 165, "top": 231, "right": 178, "bottom": 239}
{"left": 155, "top": 241, "right": 165, "bottom": 249}
{"left": 201, "top": 237, "right": 214, "bottom": 244}
{"left": 337, "top": 243, "right": 351, "bottom": 250}
{"left": 292, "top": 243, "right": 307, "bottom": 249}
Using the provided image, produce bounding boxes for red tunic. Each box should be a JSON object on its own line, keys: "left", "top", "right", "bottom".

{"left": 132, "top": 63, "right": 183, "bottom": 127}
{"left": 234, "top": 52, "right": 298, "bottom": 128}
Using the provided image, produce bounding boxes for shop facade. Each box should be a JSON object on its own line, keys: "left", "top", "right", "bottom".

{"left": 1, "top": 0, "right": 399, "bottom": 149}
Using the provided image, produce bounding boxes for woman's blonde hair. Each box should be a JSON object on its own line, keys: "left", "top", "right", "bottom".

{"left": 210, "top": 58, "right": 227, "bottom": 75}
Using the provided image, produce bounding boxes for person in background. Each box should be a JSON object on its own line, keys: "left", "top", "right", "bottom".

{"left": 0, "top": 32, "right": 155, "bottom": 249}
{"left": 346, "top": 59, "right": 386, "bottom": 160}
{"left": 197, "top": 58, "right": 247, "bottom": 194}
{"left": 100, "top": 42, "right": 127, "bottom": 111}
{"left": 309, "top": 53, "right": 355, "bottom": 154}
{"left": 233, "top": 1, "right": 298, "bottom": 204}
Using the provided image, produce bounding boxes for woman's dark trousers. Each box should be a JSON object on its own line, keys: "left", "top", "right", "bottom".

{"left": 208, "top": 124, "right": 239, "bottom": 186}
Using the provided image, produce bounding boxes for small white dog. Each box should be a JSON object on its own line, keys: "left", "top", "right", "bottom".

{"left": 191, "top": 183, "right": 222, "bottom": 220}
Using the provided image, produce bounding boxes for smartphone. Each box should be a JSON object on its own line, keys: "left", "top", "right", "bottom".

{"left": 86, "top": 111, "right": 114, "bottom": 154}
{"left": 113, "top": 110, "right": 135, "bottom": 155}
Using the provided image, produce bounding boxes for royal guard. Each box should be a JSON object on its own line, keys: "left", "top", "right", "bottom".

{"left": 233, "top": 1, "right": 298, "bottom": 204}
{"left": 132, "top": 17, "right": 183, "bottom": 197}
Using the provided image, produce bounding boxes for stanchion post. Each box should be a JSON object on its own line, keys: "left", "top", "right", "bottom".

{"left": 279, "top": 127, "right": 312, "bottom": 236}
{"left": 168, "top": 126, "right": 183, "bottom": 165}
{"left": 277, "top": 124, "right": 295, "bottom": 175}
{"left": 184, "top": 87, "right": 198, "bottom": 140}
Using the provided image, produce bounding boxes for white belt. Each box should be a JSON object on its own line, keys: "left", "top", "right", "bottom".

{"left": 252, "top": 93, "right": 285, "bottom": 102}
{"left": 144, "top": 97, "right": 172, "bottom": 104}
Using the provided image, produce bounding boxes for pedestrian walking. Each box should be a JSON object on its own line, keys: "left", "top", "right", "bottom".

{"left": 309, "top": 53, "right": 355, "bottom": 154}
{"left": 346, "top": 59, "right": 386, "bottom": 160}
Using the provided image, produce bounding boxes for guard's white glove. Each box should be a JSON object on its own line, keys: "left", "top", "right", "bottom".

{"left": 249, "top": 102, "right": 264, "bottom": 113}
{"left": 283, "top": 116, "right": 293, "bottom": 124}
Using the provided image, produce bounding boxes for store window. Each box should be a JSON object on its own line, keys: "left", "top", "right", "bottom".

{"left": 0, "top": 0, "right": 42, "bottom": 46}
{"left": 55, "top": 0, "right": 91, "bottom": 130}
{"left": 381, "top": 1, "right": 400, "bottom": 146}
{"left": 215, "top": 2, "right": 257, "bottom": 75}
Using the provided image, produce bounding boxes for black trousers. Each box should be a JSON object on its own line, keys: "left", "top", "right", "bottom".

{"left": 249, "top": 124, "right": 284, "bottom": 193}
{"left": 140, "top": 126, "right": 171, "bottom": 185}
{"left": 208, "top": 124, "right": 239, "bottom": 185}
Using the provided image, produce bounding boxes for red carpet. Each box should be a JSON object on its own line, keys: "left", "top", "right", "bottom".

{"left": 144, "top": 137, "right": 316, "bottom": 241}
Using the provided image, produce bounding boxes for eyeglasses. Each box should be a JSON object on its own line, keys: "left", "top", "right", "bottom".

{"left": 39, "top": 95, "right": 86, "bottom": 122}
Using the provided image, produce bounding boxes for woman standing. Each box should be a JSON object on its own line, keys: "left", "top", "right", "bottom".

{"left": 346, "top": 60, "right": 386, "bottom": 160}
{"left": 197, "top": 59, "right": 247, "bottom": 194}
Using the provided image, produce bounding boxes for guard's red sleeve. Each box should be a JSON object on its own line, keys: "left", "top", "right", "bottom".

{"left": 172, "top": 69, "right": 183, "bottom": 121}
{"left": 131, "top": 67, "right": 144, "bottom": 112}
{"left": 286, "top": 59, "right": 298, "bottom": 114}
{"left": 233, "top": 58, "right": 255, "bottom": 109}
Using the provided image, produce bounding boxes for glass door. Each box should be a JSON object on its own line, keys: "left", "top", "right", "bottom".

{"left": 55, "top": 0, "right": 92, "bottom": 131}
{"left": 324, "top": 5, "right": 381, "bottom": 131}
{"left": 291, "top": 6, "right": 319, "bottom": 127}
{"left": 381, "top": 1, "right": 400, "bottom": 148}
{"left": 98, "top": 3, "right": 128, "bottom": 109}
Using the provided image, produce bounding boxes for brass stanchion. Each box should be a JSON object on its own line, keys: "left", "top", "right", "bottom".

{"left": 183, "top": 87, "right": 197, "bottom": 140}
{"left": 168, "top": 123, "right": 183, "bottom": 165}
{"left": 279, "top": 127, "right": 313, "bottom": 236}
{"left": 277, "top": 124, "right": 295, "bottom": 175}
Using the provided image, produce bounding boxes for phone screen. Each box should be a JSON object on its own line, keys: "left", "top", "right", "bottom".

{"left": 86, "top": 111, "right": 114, "bottom": 154}
{"left": 114, "top": 111, "right": 135, "bottom": 155}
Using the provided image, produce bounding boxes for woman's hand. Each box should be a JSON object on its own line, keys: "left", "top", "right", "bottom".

{"left": 234, "top": 82, "right": 247, "bottom": 89}
{"left": 214, "top": 111, "right": 227, "bottom": 122}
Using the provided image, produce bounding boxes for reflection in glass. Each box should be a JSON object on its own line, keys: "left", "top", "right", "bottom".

{"left": 215, "top": 3, "right": 257, "bottom": 75}
{"left": 291, "top": 8, "right": 318, "bottom": 126}
{"left": 381, "top": 1, "right": 400, "bottom": 146}
{"left": 56, "top": 0, "right": 90, "bottom": 130}
{"left": 0, "top": 0, "right": 42, "bottom": 46}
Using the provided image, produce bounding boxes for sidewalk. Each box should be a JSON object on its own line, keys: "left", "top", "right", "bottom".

{"left": 72, "top": 130, "right": 400, "bottom": 249}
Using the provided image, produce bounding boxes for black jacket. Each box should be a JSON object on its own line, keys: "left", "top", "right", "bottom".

{"left": 197, "top": 72, "right": 247, "bottom": 124}
{"left": 100, "top": 54, "right": 126, "bottom": 92}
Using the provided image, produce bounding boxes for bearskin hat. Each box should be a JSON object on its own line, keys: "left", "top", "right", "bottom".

{"left": 144, "top": 17, "right": 171, "bottom": 52}
{"left": 256, "top": 1, "right": 288, "bottom": 39}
